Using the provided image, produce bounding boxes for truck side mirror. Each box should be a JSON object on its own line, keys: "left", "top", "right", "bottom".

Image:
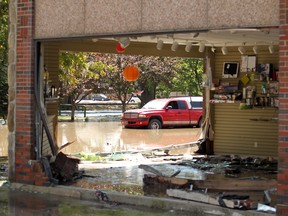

{"left": 166, "top": 105, "right": 172, "bottom": 110}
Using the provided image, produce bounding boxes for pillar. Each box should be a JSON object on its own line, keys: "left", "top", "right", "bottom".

{"left": 278, "top": 0, "right": 288, "bottom": 214}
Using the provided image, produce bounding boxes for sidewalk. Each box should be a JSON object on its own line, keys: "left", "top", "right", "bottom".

{"left": 2, "top": 182, "right": 273, "bottom": 216}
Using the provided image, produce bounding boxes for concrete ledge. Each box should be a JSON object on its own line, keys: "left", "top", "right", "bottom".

{"left": 9, "top": 183, "right": 270, "bottom": 216}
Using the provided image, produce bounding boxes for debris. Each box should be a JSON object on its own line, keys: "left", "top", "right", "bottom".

{"left": 188, "top": 179, "right": 277, "bottom": 191}
{"left": 57, "top": 140, "right": 77, "bottom": 152}
{"left": 143, "top": 174, "right": 277, "bottom": 192}
{"left": 257, "top": 203, "right": 276, "bottom": 213}
{"left": 263, "top": 188, "right": 277, "bottom": 206}
{"left": 139, "top": 164, "right": 181, "bottom": 177}
{"left": 41, "top": 157, "right": 59, "bottom": 185}
{"left": 95, "top": 189, "right": 119, "bottom": 206}
{"left": 143, "top": 174, "right": 191, "bottom": 196}
{"left": 167, "top": 189, "right": 233, "bottom": 207}
{"left": 139, "top": 164, "right": 164, "bottom": 176}
{"left": 50, "top": 152, "right": 80, "bottom": 182}
{"left": 167, "top": 189, "right": 258, "bottom": 210}
{"left": 95, "top": 190, "right": 109, "bottom": 202}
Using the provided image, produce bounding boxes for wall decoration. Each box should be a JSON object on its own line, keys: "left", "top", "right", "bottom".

{"left": 116, "top": 42, "right": 125, "bottom": 53}
{"left": 222, "top": 62, "right": 239, "bottom": 78}
{"left": 123, "top": 65, "right": 139, "bottom": 82}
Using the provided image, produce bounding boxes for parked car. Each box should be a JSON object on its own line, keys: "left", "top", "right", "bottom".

{"left": 92, "top": 94, "right": 109, "bottom": 101}
{"left": 121, "top": 96, "right": 203, "bottom": 129}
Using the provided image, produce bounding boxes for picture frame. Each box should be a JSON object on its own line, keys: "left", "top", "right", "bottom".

{"left": 222, "top": 62, "right": 239, "bottom": 78}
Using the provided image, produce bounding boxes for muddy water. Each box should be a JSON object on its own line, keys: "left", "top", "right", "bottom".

{"left": 0, "top": 122, "right": 201, "bottom": 157}
{"left": 57, "top": 122, "right": 203, "bottom": 194}
{"left": 57, "top": 122, "right": 201, "bottom": 155}
{"left": 0, "top": 122, "right": 204, "bottom": 196}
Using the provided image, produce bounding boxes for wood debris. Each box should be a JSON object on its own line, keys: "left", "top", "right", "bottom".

{"left": 167, "top": 189, "right": 258, "bottom": 210}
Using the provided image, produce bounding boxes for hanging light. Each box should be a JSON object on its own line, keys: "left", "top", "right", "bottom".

{"left": 253, "top": 45, "right": 259, "bottom": 54}
{"left": 185, "top": 42, "right": 192, "bottom": 52}
{"left": 119, "top": 37, "right": 130, "bottom": 48}
{"left": 211, "top": 45, "right": 216, "bottom": 53}
{"left": 221, "top": 46, "right": 228, "bottom": 55}
{"left": 198, "top": 42, "right": 205, "bottom": 53}
{"left": 171, "top": 40, "right": 179, "bottom": 52}
{"left": 156, "top": 39, "right": 164, "bottom": 50}
{"left": 269, "top": 44, "right": 274, "bottom": 54}
{"left": 238, "top": 44, "right": 246, "bottom": 55}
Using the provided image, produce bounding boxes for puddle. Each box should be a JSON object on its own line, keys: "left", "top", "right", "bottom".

{"left": 0, "top": 121, "right": 201, "bottom": 157}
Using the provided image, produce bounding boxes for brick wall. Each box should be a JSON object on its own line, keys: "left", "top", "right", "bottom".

{"left": 14, "top": 0, "right": 49, "bottom": 185}
{"left": 278, "top": 0, "right": 288, "bottom": 214}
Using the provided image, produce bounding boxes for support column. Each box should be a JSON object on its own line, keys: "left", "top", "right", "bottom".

{"left": 278, "top": 0, "right": 288, "bottom": 214}
{"left": 8, "top": 0, "right": 49, "bottom": 186}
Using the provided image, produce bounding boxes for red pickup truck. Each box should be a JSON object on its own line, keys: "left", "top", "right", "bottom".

{"left": 121, "top": 97, "right": 203, "bottom": 129}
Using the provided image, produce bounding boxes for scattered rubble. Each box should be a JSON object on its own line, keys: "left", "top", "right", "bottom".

{"left": 0, "top": 147, "right": 278, "bottom": 214}
{"left": 140, "top": 154, "right": 277, "bottom": 212}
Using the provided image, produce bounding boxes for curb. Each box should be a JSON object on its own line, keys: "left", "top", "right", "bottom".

{"left": 9, "top": 183, "right": 272, "bottom": 216}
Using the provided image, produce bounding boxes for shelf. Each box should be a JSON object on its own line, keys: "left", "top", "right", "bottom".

{"left": 210, "top": 100, "right": 238, "bottom": 104}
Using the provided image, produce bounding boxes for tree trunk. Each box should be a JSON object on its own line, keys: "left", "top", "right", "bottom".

{"left": 140, "top": 80, "right": 156, "bottom": 106}
{"left": 71, "top": 102, "right": 76, "bottom": 122}
{"left": 122, "top": 101, "right": 127, "bottom": 112}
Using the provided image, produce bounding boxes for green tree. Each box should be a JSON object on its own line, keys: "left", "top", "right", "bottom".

{"left": 89, "top": 53, "right": 139, "bottom": 112}
{"left": 90, "top": 53, "right": 179, "bottom": 110}
{"left": 0, "top": 0, "right": 8, "bottom": 121}
{"left": 171, "top": 58, "right": 204, "bottom": 96}
{"left": 59, "top": 52, "right": 104, "bottom": 121}
{"left": 137, "top": 56, "right": 179, "bottom": 105}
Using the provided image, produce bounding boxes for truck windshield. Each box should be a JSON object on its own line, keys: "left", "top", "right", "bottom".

{"left": 142, "top": 99, "right": 167, "bottom": 109}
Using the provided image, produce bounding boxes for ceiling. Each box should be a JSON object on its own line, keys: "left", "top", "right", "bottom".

{"left": 103, "top": 27, "right": 279, "bottom": 49}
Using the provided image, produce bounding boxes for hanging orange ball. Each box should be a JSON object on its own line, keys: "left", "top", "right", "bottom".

{"left": 116, "top": 42, "right": 125, "bottom": 53}
{"left": 123, "top": 65, "right": 139, "bottom": 82}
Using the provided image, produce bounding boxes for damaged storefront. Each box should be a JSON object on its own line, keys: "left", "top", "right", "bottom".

{"left": 7, "top": 0, "right": 287, "bottom": 214}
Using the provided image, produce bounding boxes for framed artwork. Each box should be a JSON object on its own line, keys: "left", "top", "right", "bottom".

{"left": 222, "top": 62, "right": 239, "bottom": 78}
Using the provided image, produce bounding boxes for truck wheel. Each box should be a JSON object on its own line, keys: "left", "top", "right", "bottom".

{"left": 148, "top": 119, "right": 162, "bottom": 129}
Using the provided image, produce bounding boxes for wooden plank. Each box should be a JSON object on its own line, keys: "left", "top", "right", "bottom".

{"left": 167, "top": 189, "right": 258, "bottom": 210}
{"left": 191, "top": 179, "right": 277, "bottom": 191}
{"left": 144, "top": 174, "right": 277, "bottom": 191}
{"left": 166, "top": 189, "right": 234, "bottom": 208}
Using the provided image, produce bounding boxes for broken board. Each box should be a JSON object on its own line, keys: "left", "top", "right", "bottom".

{"left": 167, "top": 189, "right": 234, "bottom": 208}
{"left": 144, "top": 174, "right": 277, "bottom": 191}
{"left": 166, "top": 189, "right": 258, "bottom": 210}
